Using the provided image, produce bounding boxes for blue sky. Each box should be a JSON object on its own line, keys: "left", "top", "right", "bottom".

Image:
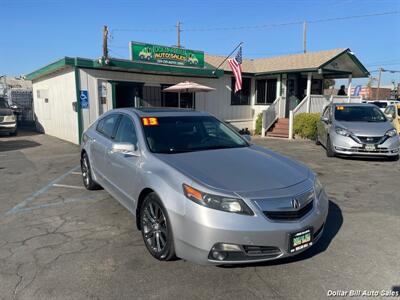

{"left": 1, "top": 0, "right": 400, "bottom": 86}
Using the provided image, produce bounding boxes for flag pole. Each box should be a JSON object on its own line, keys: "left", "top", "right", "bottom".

{"left": 212, "top": 42, "right": 243, "bottom": 75}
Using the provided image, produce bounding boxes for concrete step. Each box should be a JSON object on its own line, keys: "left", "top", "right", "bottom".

{"left": 269, "top": 128, "right": 289, "bottom": 135}
{"left": 267, "top": 132, "right": 289, "bottom": 138}
{"left": 274, "top": 123, "right": 289, "bottom": 130}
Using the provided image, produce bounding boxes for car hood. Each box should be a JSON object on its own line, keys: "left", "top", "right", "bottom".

{"left": 0, "top": 109, "right": 13, "bottom": 116}
{"left": 335, "top": 121, "right": 393, "bottom": 136}
{"left": 154, "top": 145, "right": 310, "bottom": 193}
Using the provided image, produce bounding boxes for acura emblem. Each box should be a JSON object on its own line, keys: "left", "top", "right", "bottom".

{"left": 292, "top": 199, "right": 301, "bottom": 209}
{"left": 366, "top": 137, "right": 373, "bottom": 142}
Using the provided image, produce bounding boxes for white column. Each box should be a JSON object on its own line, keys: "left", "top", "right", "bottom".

{"left": 347, "top": 74, "right": 352, "bottom": 102}
{"left": 306, "top": 72, "right": 312, "bottom": 112}
{"left": 289, "top": 110, "right": 294, "bottom": 140}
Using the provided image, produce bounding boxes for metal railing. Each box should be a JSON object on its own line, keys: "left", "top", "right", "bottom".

{"left": 261, "top": 96, "right": 283, "bottom": 136}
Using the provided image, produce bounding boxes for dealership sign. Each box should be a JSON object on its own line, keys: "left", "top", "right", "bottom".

{"left": 130, "top": 42, "right": 204, "bottom": 68}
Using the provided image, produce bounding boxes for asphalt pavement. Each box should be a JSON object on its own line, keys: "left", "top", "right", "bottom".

{"left": 0, "top": 131, "right": 399, "bottom": 300}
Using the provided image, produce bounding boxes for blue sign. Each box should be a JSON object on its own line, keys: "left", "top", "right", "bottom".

{"left": 353, "top": 85, "right": 362, "bottom": 96}
{"left": 80, "top": 90, "right": 89, "bottom": 109}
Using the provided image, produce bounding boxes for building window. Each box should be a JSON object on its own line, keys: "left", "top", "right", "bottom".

{"left": 256, "top": 79, "right": 277, "bottom": 105}
{"left": 256, "top": 79, "right": 266, "bottom": 104}
{"left": 231, "top": 77, "right": 251, "bottom": 105}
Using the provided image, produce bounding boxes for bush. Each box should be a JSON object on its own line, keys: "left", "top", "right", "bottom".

{"left": 255, "top": 113, "right": 262, "bottom": 135}
{"left": 293, "top": 113, "right": 320, "bottom": 140}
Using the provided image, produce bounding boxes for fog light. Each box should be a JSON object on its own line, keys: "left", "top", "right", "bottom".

{"left": 212, "top": 250, "right": 227, "bottom": 261}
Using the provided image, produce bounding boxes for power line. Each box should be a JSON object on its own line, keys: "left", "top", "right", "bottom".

{"left": 110, "top": 10, "right": 400, "bottom": 33}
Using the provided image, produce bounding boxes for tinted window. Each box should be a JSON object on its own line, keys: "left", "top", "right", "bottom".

{"left": 231, "top": 78, "right": 251, "bottom": 105}
{"left": 97, "top": 114, "right": 120, "bottom": 138}
{"left": 0, "top": 99, "right": 9, "bottom": 108}
{"left": 334, "top": 106, "right": 386, "bottom": 122}
{"left": 142, "top": 116, "right": 248, "bottom": 154}
{"left": 373, "top": 102, "right": 387, "bottom": 108}
{"left": 114, "top": 115, "right": 137, "bottom": 144}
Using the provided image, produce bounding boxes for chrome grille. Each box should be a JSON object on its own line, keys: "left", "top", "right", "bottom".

{"left": 263, "top": 200, "right": 314, "bottom": 221}
{"left": 356, "top": 136, "right": 384, "bottom": 144}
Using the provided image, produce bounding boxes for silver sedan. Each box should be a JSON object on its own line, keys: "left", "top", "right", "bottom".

{"left": 81, "top": 108, "right": 328, "bottom": 265}
{"left": 316, "top": 103, "right": 399, "bottom": 160}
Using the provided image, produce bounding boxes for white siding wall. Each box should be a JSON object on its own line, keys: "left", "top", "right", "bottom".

{"left": 32, "top": 68, "right": 78, "bottom": 144}
{"left": 79, "top": 69, "right": 257, "bottom": 130}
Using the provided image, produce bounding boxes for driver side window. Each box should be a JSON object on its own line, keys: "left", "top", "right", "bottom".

{"left": 114, "top": 115, "right": 138, "bottom": 145}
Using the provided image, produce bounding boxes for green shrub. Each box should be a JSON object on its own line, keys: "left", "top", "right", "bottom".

{"left": 255, "top": 113, "right": 262, "bottom": 135}
{"left": 293, "top": 113, "right": 320, "bottom": 140}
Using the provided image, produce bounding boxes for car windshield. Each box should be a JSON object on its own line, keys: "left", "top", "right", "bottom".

{"left": 142, "top": 116, "right": 249, "bottom": 154}
{"left": 0, "top": 100, "right": 10, "bottom": 109}
{"left": 334, "top": 105, "right": 387, "bottom": 122}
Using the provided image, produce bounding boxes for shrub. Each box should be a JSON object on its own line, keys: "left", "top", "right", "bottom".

{"left": 293, "top": 113, "right": 320, "bottom": 140}
{"left": 255, "top": 113, "right": 262, "bottom": 135}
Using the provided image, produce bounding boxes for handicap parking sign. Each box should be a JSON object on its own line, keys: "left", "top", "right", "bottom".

{"left": 80, "top": 90, "right": 89, "bottom": 109}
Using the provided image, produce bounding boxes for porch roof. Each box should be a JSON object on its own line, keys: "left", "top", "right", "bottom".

{"left": 205, "top": 48, "right": 369, "bottom": 78}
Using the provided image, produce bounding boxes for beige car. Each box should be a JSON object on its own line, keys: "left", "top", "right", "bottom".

{"left": 384, "top": 104, "right": 400, "bottom": 134}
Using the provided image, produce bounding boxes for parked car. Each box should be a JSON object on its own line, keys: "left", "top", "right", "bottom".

{"left": 316, "top": 103, "right": 399, "bottom": 160}
{"left": 0, "top": 98, "right": 17, "bottom": 136}
{"left": 81, "top": 108, "right": 328, "bottom": 265}
{"left": 383, "top": 104, "right": 400, "bottom": 134}
{"left": 366, "top": 100, "right": 400, "bottom": 112}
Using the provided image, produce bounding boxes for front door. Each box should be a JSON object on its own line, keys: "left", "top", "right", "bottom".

{"left": 104, "top": 114, "right": 141, "bottom": 212}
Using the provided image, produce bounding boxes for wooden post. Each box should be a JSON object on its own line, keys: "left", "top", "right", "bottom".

{"left": 102, "top": 25, "right": 109, "bottom": 60}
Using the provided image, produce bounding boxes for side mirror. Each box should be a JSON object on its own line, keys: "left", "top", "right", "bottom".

{"left": 321, "top": 116, "right": 329, "bottom": 123}
{"left": 242, "top": 134, "right": 251, "bottom": 142}
{"left": 111, "top": 142, "right": 140, "bottom": 156}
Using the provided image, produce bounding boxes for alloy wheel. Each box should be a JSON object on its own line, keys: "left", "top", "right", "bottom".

{"left": 142, "top": 199, "right": 168, "bottom": 255}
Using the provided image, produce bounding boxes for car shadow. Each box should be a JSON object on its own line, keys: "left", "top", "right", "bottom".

{"left": 0, "top": 139, "right": 41, "bottom": 152}
{"left": 336, "top": 155, "right": 397, "bottom": 162}
{"left": 219, "top": 200, "right": 343, "bottom": 268}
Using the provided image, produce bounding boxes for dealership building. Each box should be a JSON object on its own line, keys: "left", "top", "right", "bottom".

{"left": 26, "top": 42, "right": 369, "bottom": 144}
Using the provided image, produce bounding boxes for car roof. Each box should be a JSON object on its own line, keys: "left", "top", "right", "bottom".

{"left": 332, "top": 103, "right": 375, "bottom": 107}
{"left": 122, "top": 107, "right": 211, "bottom": 117}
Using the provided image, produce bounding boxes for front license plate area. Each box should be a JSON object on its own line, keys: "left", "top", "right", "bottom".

{"left": 364, "top": 144, "right": 376, "bottom": 151}
{"left": 289, "top": 228, "right": 313, "bottom": 253}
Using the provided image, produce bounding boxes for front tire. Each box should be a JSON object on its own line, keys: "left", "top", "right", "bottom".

{"left": 9, "top": 129, "right": 17, "bottom": 136}
{"left": 326, "top": 136, "right": 335, "bottom": 157}
{"left": 81, "top": 152, "right": 101, "bottom": 190}
{"left": 140, "top": 193, "right": 176, "bottom": 261}
{"left": 388, "top": 155, "right": 399, "bottom": 161}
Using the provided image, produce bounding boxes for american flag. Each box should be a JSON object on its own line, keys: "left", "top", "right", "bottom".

{"left": 228, "top": 46, "right": 243, "bottom": 93}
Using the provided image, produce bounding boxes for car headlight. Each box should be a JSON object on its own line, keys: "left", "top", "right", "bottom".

{"left": 183, "top": 184, "right": 254, "bottom": 215}
{"left": 314, "top": 177, "right": 324, "bottom": 198}
{"left": 335, "top": 127, "right": 352, "bottom": 137}
{"left": 385, "top": 128, "right": 397, "bottom": 137}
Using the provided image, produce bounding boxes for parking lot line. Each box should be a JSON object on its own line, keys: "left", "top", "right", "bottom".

{"left": 52, "top": 183, "right": 85, "bottom": 190}
{"left": 71, "top": 171, "right": 81, "bottom": 175}
{"left": 5, "top": 165, "right": 80, "bottom": 216}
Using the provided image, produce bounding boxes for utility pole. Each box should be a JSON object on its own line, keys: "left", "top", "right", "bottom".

{"left": 303, "top": 21, "right": 307, "bottom": 53}
{"left": 176, "top": 21, "right": 182, "bottom": 48}
{"left": 377, "top": 67, "right": 383, "bottom": 99}
{"left": 102, "top": 25, "right": 109, "bottom": 60}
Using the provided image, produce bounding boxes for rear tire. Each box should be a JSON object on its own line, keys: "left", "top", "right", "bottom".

{"left": 315, "top": 134, "right": 321, "bottom": 145}
{"left": 81, "top": 152, "right": 101, "bottom": 190}
{"left": 140, "top": 193, "right": 176, "bottom": 261}
{"left": 326, "top": 136, "right": 335, "bottom": 157}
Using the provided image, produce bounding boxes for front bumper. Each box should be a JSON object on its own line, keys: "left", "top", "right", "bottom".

{"left": 171, "top": 186, "right": 329, "bottom": 265}
{"left": 331, "top": 133, "right": 399, "bottom": 157}
{"left": 0, "top": 122, "right": 17, "bottom": 132}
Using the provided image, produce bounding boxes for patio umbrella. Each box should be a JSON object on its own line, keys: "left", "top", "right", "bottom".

{"left": 162, "top": 81, "right": 215, "bottom": 108}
